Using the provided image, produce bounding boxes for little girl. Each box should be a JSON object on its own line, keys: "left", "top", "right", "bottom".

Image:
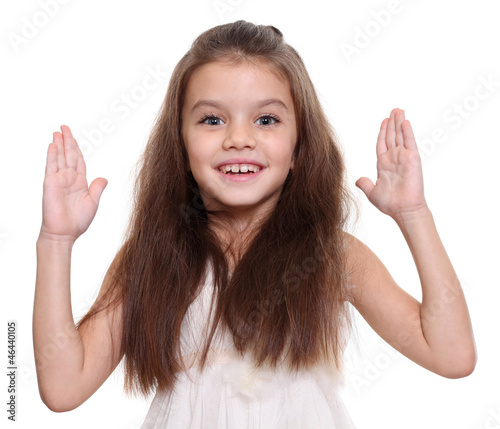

{"left": 33, "top": 20, "right": 476, "bottom": 428}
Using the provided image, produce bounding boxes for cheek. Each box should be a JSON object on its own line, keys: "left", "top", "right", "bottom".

{"left": 275, "top": 139, "right": 296, "bottom": 164}
{"left": 272, "top": 150, "right": 295, "bottom": 173}
{"left": 183, "top": 132, "right": 205, "bottom": 169}
{"left": 185, "top": 142, "right": 212, "bottom": 176}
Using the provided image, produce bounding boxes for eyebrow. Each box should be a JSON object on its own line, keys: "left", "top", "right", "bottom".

{"left": 190, "top": 98, "right": 289, "bottom": 113}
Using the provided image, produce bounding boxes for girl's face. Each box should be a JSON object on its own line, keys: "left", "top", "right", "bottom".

{"left": 181, "top": 61, "right": 297, "bottom": 220}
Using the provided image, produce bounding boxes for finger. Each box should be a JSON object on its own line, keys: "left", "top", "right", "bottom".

{"left": 60, "top": 125, "right": 78, "bottom": 170}
{"left": 376, "top": 118, "right": 389, "bottom": 157}
{"left": 75, "top": 139, "right": 87, "bottom": 177}
{"left": 395, "top": 109, "right": 405, "bottom": 147}
{"left": 402, "top": 119, "right": 418, "bottom": 151}
{"left": 386, "top": 108, "right": 397, "bottom": 149}
{"left": 45, "top": 142, "right": 58, "bottom": 176}
{"left": 88, "top": 177, "right": 108, "bottom": 205}
{"left": 53, "top": 131, "right": 67, "bottom": 170}
{"left": 68, "top": 127, "right": 87, "bottom": 176}
{"left": 355, "top": 177, "right": 375, "bottom": 199}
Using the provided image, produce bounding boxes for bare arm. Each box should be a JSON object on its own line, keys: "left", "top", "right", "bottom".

{"left": 346, "top": 226, "right": 476, "bottom": 378}
{"left": 33, "top": 236, "right": 83, "bottom": 410}
{"left": 396, "top": 207, "right": 476, "bottom": 375}
{"left": 351, "top": 108, "right": 477, "bottom": 378}
{"left": 34, "top": 235, "right": 124, "bottom": 412}
{"left": 33, "top": 125, "right": 122, "bottom": 412}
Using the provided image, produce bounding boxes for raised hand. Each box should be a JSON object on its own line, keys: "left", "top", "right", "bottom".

{"left": 39, "top": 125, "right": 108, "bottom": 243}
{"left": 355, "top": 108, "right": 428, "bottom": 222}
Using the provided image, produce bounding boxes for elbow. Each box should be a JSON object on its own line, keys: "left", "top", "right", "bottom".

{"left": 43, "top": 398, "right": 81, "bottom": 413}
{"left": 40, "top": 394, "right": 68, "bottom": 413}
{"left": 44, "top": 402, "right": 70, "bottom": 413}
{"left": 441, "top": 363, "right": 475, "bottom": 379}
{"left": 438, "top": 351, "right": 477, "bottom": 379}
{"left": 39, "top": 388, "right": 82, "bottom": 413}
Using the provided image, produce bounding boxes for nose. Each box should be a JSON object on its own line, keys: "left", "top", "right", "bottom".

{"left": 222, "top": 120, "right": 256, "bottom": 150}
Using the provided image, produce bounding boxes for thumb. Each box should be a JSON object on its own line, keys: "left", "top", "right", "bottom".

{"left": 355, "top": 177, "right": 374, "bottom": 198}
{"left": 88, "top": 177, "right": 108, "bottom": 205}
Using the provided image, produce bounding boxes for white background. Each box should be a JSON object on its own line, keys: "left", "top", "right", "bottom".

{"left": 1, "top": 0, "right": 499, "bottom": 428}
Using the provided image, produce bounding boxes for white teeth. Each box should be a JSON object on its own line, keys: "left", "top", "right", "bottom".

{"left": 218, "top": 164, "right": 261, "bottom": 174}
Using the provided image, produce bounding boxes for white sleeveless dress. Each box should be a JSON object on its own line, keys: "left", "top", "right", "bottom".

{"left": 140, "top": 264, "right": 357, "bottom": 429}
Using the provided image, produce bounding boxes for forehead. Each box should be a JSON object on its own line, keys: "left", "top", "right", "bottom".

{"left": 183, "top": 60, "right": 294, "bottom": 111}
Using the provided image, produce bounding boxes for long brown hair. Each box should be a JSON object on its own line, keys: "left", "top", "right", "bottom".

{"left": 76, "top": 20, "right": 360, "bottom": 398}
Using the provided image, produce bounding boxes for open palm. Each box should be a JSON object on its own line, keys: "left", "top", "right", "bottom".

{"left": 40, "top": 125, "right": 108, "bottom": 243}
{"left": 356, "top": 108, "right": 427, "bottom": 221}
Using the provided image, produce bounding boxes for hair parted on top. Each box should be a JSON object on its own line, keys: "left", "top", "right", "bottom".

{"left": 75, "top": 20, "right": 361, "bottom": 399}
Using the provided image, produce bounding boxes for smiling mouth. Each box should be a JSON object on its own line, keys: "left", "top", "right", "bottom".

{"left": 217, "top": 164, "right": 262, "bottom": 175}
{"left": 222, "top": 171, "right": 257, "bottom": 175}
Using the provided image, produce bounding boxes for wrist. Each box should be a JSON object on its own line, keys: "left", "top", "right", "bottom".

{"left": 393, "top": 205, "right": 433, "bottom": 227}
{"left": 37, "top": 230, "right": 76, "bottom": 250}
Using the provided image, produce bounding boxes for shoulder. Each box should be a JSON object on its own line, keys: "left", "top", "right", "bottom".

{"left": 340, "top": 231, "right": 391, "bottom": 307}
{"left": 341, "top": 230, "right": 378, "bottom": 275}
